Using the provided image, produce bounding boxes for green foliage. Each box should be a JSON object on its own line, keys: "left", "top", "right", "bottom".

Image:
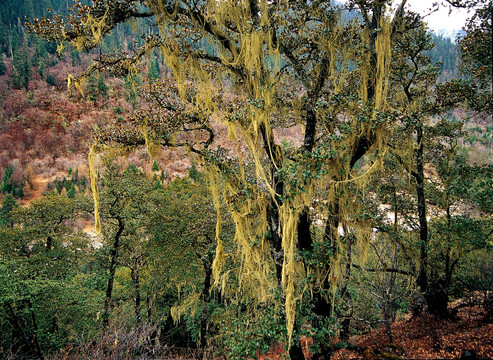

{"left": 216, "top": 302, "right": 286, "bottom": 359}
{"left": 85, "top": 72, "right": 102, "bottom": 102}
{"left": 189, "top": 162, "right": 199, "bottom": 181}
{"left": 6, "top": 0, "right": 490, "bottom": 355}
{"left": 45, "top": 73, "right": 56, "bottom": 86}
{"left": 468, "top": 166, "right": 493, "bottom": 213}
{"left": 38, "top": 59, "right": 46, "bottom": 77}
{"left": 12, "top": 47, "right": 32, "bottom": 90}
{"left": 67, "top": 183, "right": 77, "bottom": 198}
{"left": 434, "top": 152, "right": 493, "bottom": 214}
{"left": 0, "top": 164, "right": 24, "bottom": 199}
{"left": 97, "top": 73, "right": 108, "bottom": 99}
{"left": 16, "top": 182, "right": 23, "bottom": 198}
{"left": 0, "top": 193, "right": 17, "bottom": 228}
{"left": 459, "top": 1, "right": 492, "bottom": 88}
{"left": 124, "top": 75, "right": 139, "bottom": 109}
{"left": 150, "top": 177, "right": 221, "bottom": 249}
{"left": 152, "top": 159, "right": 159, "bottom": 172}
{"left": 113, "top": 106, "right": 124, "bottom": 114}
{"left": 456, "top": 249, "right": 493, "bottom": 295}
{"left": 0, "top": 193, "right": 98, "bottom": 357}
{"left": 427, "top": 215, "right": 491, "bottom": 298}
{"left": 21, "top": 0, "right": 34, "bottom": 19}
{"left": 70, "top": 47, "right": 81, "bottom": 66}
{"left": 426, "top": 33, "right": 459, "bottom": 81}
{"left": 153, "top": 174, "right": 163, "bottom": 190}
{"left": 1, "top": 164, "right": 14, "bottom": 194}
{"left": 46, "top": 169, "right": 86, "bottom": 196}
{"left": 0, "top": 60, "right": 6, "bottom": 75}
{"left": 147, "top": 55, "right": 160, "bottom": 84}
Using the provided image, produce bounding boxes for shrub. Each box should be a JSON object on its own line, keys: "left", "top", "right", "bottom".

{"left": 46, "top": 74, "right": 56, "bottom": 86}
{"left": 0, "top": 61, "right": 6, "bottom": 76}
{"left": 48, "top": 322, "right": 173, "bottom": 360}
{"left": 152, "top": 160, "right": 159, "bottom": 171}
{"left": 113, "top": 106, "right": 124, "bottom": 114}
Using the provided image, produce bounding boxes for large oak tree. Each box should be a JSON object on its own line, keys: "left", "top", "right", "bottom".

{"left": 29, "top": 0, "right": 468, "bottom": 356}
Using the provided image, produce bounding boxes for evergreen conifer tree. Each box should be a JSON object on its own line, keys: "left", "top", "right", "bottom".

{"left": 12, "top": 47, "right": 32, "bottom": 89}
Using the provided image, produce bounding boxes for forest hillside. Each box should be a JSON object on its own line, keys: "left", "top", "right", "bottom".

{"left": 0, "top": 1, "right": 492, "bottom": 359}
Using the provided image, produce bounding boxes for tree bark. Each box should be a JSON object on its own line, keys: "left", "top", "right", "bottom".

{"left": 414, "top": 125, "right": 450, "bottom": 318}
{"left": 289, "top": 342, "right": 305, "bottom": 360}
{"left": 6, "top": 303, "right": 31, "bottom": 356}
{"left": 259, "top": 123, "right": 285, "bottom": 287}
{"left": 26, "top": 299, "right": 44, "bottom": 360}
{"left": 200, "top": 251, "right": 213, "bottom": 353}
{"left": 130, "top": 264, "right": 142, "bottom": 325}
{"left": 383, "top": 297, "right": 393, "bottom": 343}
{"left": 339, "top": 236, "right": 353, "bottom": 341}
{"left": 415, "top": 125, "right": 428, "bottom": 295}
{"left": 102, "top": 217, "right": 125, "bottom": 331}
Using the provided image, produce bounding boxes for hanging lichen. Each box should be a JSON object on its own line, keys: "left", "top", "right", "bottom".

{"left": 374, "top": 19, "right": 392, "bottom": 111}
{"left": 140, "top": 120, "right": 154, "bottom": 164}
{"left": 209, "top": 169, "right": 226, "bottom": 290}
{"left": 170, "top": 292, "right": 201, "bottom": 323}
{"left": 88, "top": 144, "right": 101, "bottom": 234}
{"left": 67, "top": 74, "right": 82, "bottom": 94}
{"left": 34, "top": 0, "right": 406, "bottom": 345}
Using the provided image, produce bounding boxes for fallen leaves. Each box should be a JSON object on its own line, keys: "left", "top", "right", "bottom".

{"left": 343, "top": 305, "right": 493, "bottom": 359}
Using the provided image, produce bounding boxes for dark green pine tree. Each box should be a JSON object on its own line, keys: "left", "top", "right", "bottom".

{"left": 12, "top": 47, "right": 32, "bottom": 89}
{"left": 152, "top": 160, "right": 159, "bottom": 171}
{"left": 97, "top": 73, "right": 109, "bottom": 99}
{"left": 189, "top": 162, "right": 199, "bottom": 181}
{"left": 147, "top": 55, "right": 160, "bottom": 83}
{"left": 15, "top": 183, "right": 23, "bottom": 199}
{"left": 86, "top": 72, "right": 99, "bottom": 102}
{"left": 21, "top": 0, "right": 35, "bottom": 19}
{"left": 0, "top": 193, "right": 17, "bottom": 228}
{"left": 67, "top": 183, "right": 77, "bottom": 199}
{"left": 1, "top": 164, "right": 14, "bottom": 194}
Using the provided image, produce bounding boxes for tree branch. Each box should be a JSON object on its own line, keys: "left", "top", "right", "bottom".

{"left": 352, "top": 264, "right": 414, "bottom": 276}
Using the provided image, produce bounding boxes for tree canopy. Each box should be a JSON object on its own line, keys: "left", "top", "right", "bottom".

{"left": 26, "top": 0, "right": 492, "bottom": 357}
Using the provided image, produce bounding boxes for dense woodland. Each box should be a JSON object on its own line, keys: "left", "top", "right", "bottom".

{"left": 0, "top": 0, "right": 492, "bottom": 359}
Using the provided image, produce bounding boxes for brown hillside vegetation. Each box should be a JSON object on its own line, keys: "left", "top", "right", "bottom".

{"left": 0, "top": 58, "right": 197, "bottom": 204}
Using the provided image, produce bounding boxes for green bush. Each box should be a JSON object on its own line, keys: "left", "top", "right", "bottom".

{"left": 214, "top": 302, "right": 286, "bottom": 359}
{"left": 113, "top": 106, "right": 124, "bottom": 114}
{"left": 46, "top": 74, "right": 56, "bottom": 86}
{"left": 152, "top": 160, "right": 159, "bottom": 171}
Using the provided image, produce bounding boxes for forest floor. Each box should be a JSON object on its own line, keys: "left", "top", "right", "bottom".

{"left": 333, "top": 306, "right": 493, "bottom": 359}
{"left": 43, "top": 301, "right": 493, "bottom": 360}
{"left": 253, "top": 300, "right": 493, "bottom": 360}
